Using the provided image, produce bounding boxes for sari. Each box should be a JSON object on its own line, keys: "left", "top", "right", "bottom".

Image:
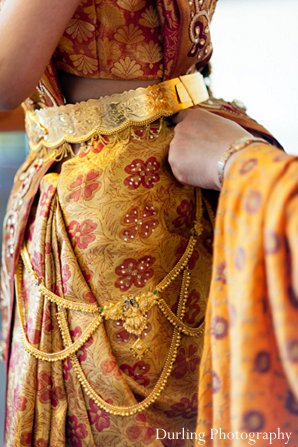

{"left": 197, "top": 144, "right": 298, "bottom": 446}
{"left": 0, "top": 1, "right": 279, "bottom": 445}
{"left": 4, "top": 74, "right": 215, "bottom": 447}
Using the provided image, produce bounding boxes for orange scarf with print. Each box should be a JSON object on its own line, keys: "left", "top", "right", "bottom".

{"left": 198, "top": 143, "right": 298, "bottom": 446}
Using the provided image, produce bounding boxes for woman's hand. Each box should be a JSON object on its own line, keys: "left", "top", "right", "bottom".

{"left": 168, "top": 107, "right": 252, "bottom": 190}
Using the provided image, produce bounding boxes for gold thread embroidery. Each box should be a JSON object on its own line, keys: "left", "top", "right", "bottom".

{"left": 25, "top": 73, "right": 208, "bottom": 151}
{"left": 188, "top": 0, "right": 212, "bottom": 62}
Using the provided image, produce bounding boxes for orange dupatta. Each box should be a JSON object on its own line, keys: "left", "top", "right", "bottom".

{"left": 197, "top": 143, "right": 298, "bottom": 446}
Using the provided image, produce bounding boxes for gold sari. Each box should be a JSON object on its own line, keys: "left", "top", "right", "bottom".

{"left": 1, "top": 1, "right": 278, "bottom": 445}
{"left": 4, "top": 75, "right": 214, "bottom": 446}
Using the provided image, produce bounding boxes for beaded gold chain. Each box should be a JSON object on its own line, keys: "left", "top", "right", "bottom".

{"left": 17, "top": 223, "right": 204, "bottom": 356}
{"left": 15, "top": 189, "right": 206, "bottom": 415}
{"left": 54, "top": 268, "right": 191, "bottom": 416}
{"left": 15, "top": 244, "right": 203, "bottom": 416}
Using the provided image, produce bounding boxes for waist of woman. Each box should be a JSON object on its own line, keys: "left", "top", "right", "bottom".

{"left": 25, "top": 72, "right": 209, "bottom": 153}
{"left": 59, "top": 72, "right": 162, "bottom": 103}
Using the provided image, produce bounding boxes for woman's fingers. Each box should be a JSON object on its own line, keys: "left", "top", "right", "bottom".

{"left": 168, "top": 107, "right": 252, "bottom": 190}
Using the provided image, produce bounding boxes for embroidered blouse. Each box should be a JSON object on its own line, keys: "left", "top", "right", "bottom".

{"left": 28, "top": 0, "right": 217, "bottom": 107}
{"left": 54, "top": 0, "right": 165, "bottom": 80}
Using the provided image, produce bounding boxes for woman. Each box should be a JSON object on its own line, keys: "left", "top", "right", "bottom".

{"left": 0, "top": 1, "right": 278, "bottom": 446}
{"left": 169, "top": 109, "right": 298, "bottom": 445}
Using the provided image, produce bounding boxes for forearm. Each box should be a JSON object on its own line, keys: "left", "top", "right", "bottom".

{"left": 0, "top": 0, "right": 80, "bottom": 110}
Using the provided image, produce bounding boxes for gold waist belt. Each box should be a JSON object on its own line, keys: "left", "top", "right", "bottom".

{"left": 25, "top": 72, "right": 209, "bottom": 151}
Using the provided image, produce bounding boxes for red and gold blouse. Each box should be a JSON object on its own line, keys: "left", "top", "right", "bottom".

{"left": 54, "top": 0, "right": 165, "bottom": 80}
{"left": 30, "top": 0, "right": 217, "bottom": 108}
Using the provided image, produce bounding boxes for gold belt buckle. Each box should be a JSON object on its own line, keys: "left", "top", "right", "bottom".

{"left": 175, "top": 72, "right": 209, "bottom": 106}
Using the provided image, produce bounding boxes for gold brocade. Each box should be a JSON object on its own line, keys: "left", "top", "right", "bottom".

{"left": 54, "top": 0, "right": 165, "bottom": 80}
{"left": 5, "top": 78, "right": 213, "bottom": 446}
{"left": 25, "top": 73, "right": 209, "bottom": 151}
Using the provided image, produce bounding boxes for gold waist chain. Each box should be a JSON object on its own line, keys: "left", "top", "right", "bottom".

{"left": 15, "top": 201, "right": 206, "bottom": 416}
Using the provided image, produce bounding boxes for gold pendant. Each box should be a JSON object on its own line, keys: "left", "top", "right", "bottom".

{"left": 130, "top": 338, "right": 150, "bottom": 360}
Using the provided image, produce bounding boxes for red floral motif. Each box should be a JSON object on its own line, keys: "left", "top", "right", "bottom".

{"left": 42, "top": 303, "right": 54, "bottom": 334}
{"left": 13, "top": 385, "right": 27, "bottom": 412}
{"left": 67, "top": 169, "right": 102, "bottom": 202}
{"left": 36, "top": 440, "right": 48, "bottom": 447}
{"left": 165, "top": 393, "right": 197, "bottom": 419}
{"left": 63, "top": 358, "right": 73, "bottom": 380}
{"left": 175, "top": 240, "right": 199, "bottom": 270}
{"left": 184, "top": 289, "right": 201, "bottom": 325}
{"left": 52, "top": 387, "right": 64, "bottom": 408}
{"left": 70, "top": 326, "right": 82, "bottom": 339}
{"left": 126, "top": 413, "right": 155, "bottom": 445}
{"left": 45, "top": 242, "right": 51, "bottom": 255}
{"left": 120, "top": 361, "right": 151, "bottom": 387}
{"left": 62, "top": 264, "right": 71, "bottom": 293}
{"left": 79, "top": 139, "right": 106, "bottom": 158}
{"left": 39, "top": 185, "right": 55, "bottom": 217}
{"left": 124, "top": 157, "right": 160, "bottom": 189}
{"left": 120, "top": 205, "right": 158, "bottom": 241}
{"left": 37, "top": 371, "right": 64, "bottom": 407}
{"left": 113, "top": 320, "right": 131, "bottom": 344}
{"left": 82, "top": 269, "right": 91, "bottom": 282}
{"left": 83, "top": 290, "right": 97, "bottom": 303}
{"left": 68, "top": 219, "right": 97, "bottom": 249}
{"left": 78, "top": 337, "right": 93, "bottom": 362}
{"left": 172, "top": 345, "right": 200, "bottom": 379}
{"left": 101, "top": 356, "right": 122, "bottom": 379}
{"left": 70, "top": 326, "right": 93, "bottom": 361}
{"left": 20, "top": 432, "right": 32, "bottom": 446}
{"left": 26, "top": 317, "right": 41, "bottom": 345}
{"left": 89, "top": 398, "right": 110, "bottom": 432}
{"left": 67, "top": 415, "right": 88, "bottom": 447}
{"left": 115, "top": 256, "right": 155, "bottom": 291}
{"left": 172, "top": 200, "right": 195, "bottom": 228}
{"left": 32, "top": 250, "right": 43, "bottom": 278}
{"left": 37, "top": 372, "right": 52, "bottom": 404}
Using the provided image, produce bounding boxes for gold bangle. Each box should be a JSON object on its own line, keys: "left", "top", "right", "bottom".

{"left": 217, "top": 136, "right": 268, "bottom": 187}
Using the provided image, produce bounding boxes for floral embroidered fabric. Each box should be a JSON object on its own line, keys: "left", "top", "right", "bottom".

{"left": 54, "top": 0, "right": 165, "bottom": 80}
{"left": 5, "top": 121, "right": 213, "bottom": 446}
